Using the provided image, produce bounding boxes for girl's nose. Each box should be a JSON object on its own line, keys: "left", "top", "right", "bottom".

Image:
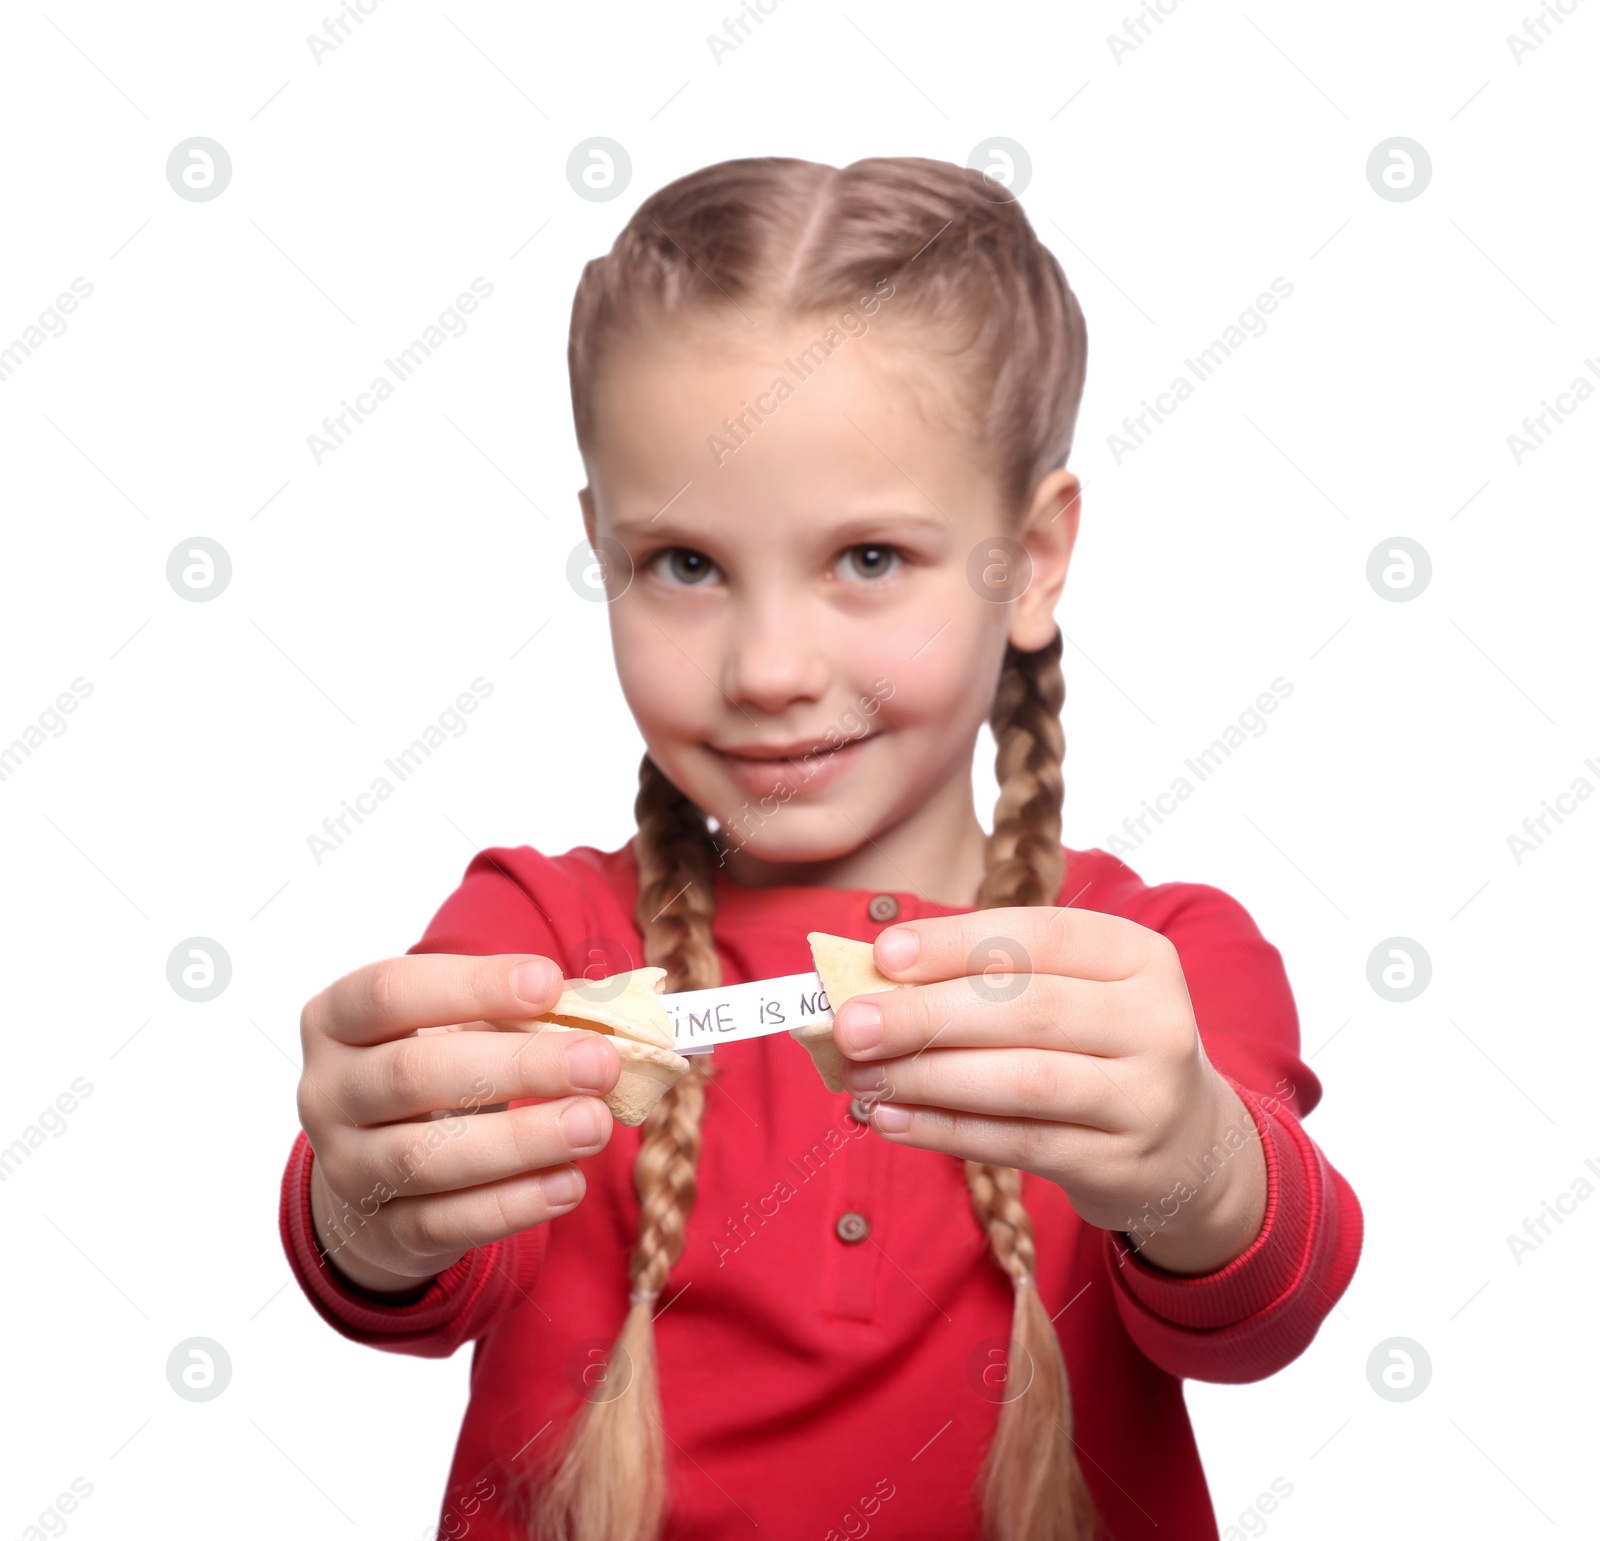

{"left": 721, "top": 599, "right": 829, "bottom": 715}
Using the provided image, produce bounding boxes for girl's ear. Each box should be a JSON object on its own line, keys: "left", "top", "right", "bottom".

{"left": 1008, "top": 470, "right": 1081, "bottom": 652}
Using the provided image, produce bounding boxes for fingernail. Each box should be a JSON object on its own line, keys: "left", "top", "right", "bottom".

{"left": 541, "top": 1167, "right": 582, "bottom": 1207}
{"left": 512, "top": 958, "right": 561, "bottom": 1007}
{"left": 876, "top": 928, "right": 918, "bottom": 973}
{"left": 872, "top": 1103, "right": 911, "bottom": 1134}
{"left": 842, "top": 1060, "right": 884, "bottom": 1092}
{"left": 835, "top": 1001, "right": 882, "bottom": 1052}
{"left": 564, "top": 1034, "right": 614, "bottom": 1092}
{"left": 560, "top": 1098, "right": 606, "bottom": 1148}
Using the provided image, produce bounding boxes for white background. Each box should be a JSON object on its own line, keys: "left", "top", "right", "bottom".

{"left": 2, "top": 2, "right": 1595, "bottom": 1536}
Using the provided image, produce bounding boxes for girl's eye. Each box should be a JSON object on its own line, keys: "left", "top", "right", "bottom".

{"left": 652, "top": 548, "right": 719, "bottom": 585}
{"left": 838, "top": 544, "right": 900, "bottom": 581}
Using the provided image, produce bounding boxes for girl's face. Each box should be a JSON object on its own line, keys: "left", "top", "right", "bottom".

{"left": 581, "top": 317, "right": 1078, "bottom": 887}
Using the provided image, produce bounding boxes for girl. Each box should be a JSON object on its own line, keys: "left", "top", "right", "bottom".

{"left": 283, "top": 156, "right": 1361, "bottom": 1541}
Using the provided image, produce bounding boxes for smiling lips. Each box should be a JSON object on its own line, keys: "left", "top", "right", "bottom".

{"left": 710, "top": 733, "right": 877, "bottom": 798}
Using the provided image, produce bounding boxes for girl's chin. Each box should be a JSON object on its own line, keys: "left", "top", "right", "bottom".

{"left": 709, "top": 811, "right": 877, "bottom": 873}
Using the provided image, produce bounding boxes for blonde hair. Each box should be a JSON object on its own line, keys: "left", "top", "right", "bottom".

{"left": 532, "top": 158, "right": 1092, "bottom": 1541}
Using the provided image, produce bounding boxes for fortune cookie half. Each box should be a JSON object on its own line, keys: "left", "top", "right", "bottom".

{"left": 791, "top": 932, "right": 910, "bottom": 1093}
{"left": 508, "top": 966, "right": 690, "bottom": 1128}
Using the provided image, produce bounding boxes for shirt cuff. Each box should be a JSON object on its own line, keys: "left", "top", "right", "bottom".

{"left": 1103, "top": 1078, "right": 1360, "bottom": 1381}
{"left": 278, "top": 1131, "right": 544, "bottom": 1357}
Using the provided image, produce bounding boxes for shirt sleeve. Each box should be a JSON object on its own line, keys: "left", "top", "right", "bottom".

{"left": 278, "top": 1129, "right": 545, "bottom": 1357}
{"left": 276, "top": 847, "right": 580, "bottom": 1356}
{"left": 1100, "top": 880, "right": 1364, "bottom": 1383}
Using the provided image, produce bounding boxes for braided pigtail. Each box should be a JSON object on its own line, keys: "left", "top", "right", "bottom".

{"left": 964, "top": 634, "right": 1097, "bottom": 1541}
{"left": 528, "top": 757, "right": 721, "bottom": 1541}
{"left": 976, "top": 631, "right": 1066, "bottom": 910}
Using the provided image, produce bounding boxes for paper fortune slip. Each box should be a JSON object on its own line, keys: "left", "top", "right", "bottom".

{"left": 663, "top": 971, "right": 834, "bottom": 1056}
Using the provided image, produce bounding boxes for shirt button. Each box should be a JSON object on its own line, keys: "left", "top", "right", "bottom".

{"left": 835, "top": 1211, "right": 871, "bottom": 1245}
{"left": 848, "top": 1096, "right": 873, "bottom": 1125}
{"left": 867, "top": 894, "right": 899, "bottom": 923}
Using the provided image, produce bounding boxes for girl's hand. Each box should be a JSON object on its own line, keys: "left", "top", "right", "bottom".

{"left": 296, "top": 953, "right": 621, "bottom": 1294}
{"left": 834, "top": 909, "right": 1269, "bottom": 1275}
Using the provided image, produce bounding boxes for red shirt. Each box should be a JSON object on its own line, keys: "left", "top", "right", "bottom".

{"left": 279, "top": 843, "right": 1361, "bottom": 1540}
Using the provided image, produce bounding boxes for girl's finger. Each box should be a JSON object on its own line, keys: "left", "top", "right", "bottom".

{"left": 374, "top": 1167, "right": 590, "bottom": 1262}
{"left": 839, "top": 1046, "right": 1138, "bottom": 1132}
{"left": 333, "top": 1097, "right": 613, "bottom": 1199}
{"left": 306, "top": 952, "right": 569, "bottom": 1048}
{"left": 860, "top": 1101, "right": 1095, "bottom": 1180}
{"left": 833, "top": 972, "right": 1142, "bottom": 1060}
{"left": 335, "top": 1025, "right": 619, "bottom": 1126}
{"left": 871, "top": 906, "right": 1162, "bottom": 986}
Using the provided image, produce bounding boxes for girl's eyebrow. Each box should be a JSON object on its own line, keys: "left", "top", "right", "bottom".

{"left": 609, "top": 509, "right": 950, "bottom": 544}
{"left": 825, "top": 510, "right": 951, "bottom": 542}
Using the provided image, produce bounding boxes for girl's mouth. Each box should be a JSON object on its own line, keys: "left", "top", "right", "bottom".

{"left": 709, "top": 733, "right": 878, "bottom": 799}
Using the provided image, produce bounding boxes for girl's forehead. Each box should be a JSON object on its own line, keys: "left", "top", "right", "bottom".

{"left": 586, "top": 324, "right": 1006, "bottom": 532}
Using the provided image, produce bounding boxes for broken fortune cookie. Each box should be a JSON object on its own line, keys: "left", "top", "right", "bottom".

{"left": 792, "top": 932, "right": 911, "bottom": 1093}
{"left": 514, "top": 966, "right": 690, "bottom": 1128}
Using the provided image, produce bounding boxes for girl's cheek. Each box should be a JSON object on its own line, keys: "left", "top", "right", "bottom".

{"left": 612, "top": 617, "right": 706, "bottom": 729}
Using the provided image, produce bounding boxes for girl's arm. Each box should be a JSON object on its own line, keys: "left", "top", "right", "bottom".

{"left": 1098, "top": 880, "right": 1362, "bottom": 1383}
{"left": 836, "top": 877, "right": 1362, "bottom": 1384}
{"left": 1099, "top": 1070, "right": 1362, "bottom": 1383}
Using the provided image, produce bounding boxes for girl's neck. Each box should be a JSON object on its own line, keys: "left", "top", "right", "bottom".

{"left": 717, "top": 768, "right": 989, "bottom": 908}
